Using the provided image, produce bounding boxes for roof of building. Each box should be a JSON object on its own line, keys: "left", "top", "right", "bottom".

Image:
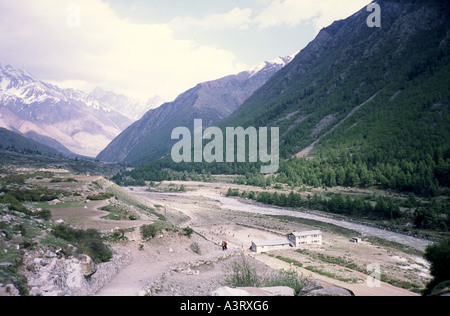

{"left": 289, "top": 230, "right": 323, "bottom": 237}
{"left": 252, "top": 239, "right": 291, "bottom": 247}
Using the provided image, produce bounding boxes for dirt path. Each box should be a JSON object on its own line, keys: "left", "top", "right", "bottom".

{"left": 95, "top": 230, "right": 166, "bottom": 296}
{"left": 95, "top": 229, "right": 234, "bottom": 296}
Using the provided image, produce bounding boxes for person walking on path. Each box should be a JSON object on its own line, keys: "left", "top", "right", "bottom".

{"left": 221, "top": 241, "right": 228, "bottom": 251}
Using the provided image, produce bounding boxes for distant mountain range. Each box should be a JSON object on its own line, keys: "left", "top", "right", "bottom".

{"left": 89, "top": 87, "right": 165, "bottom": 121}
{"left": 0, "top": 63, "right": 133, "bottom": 157}
{"left": 97, "top": 56, "right": 294, "bottom": 165}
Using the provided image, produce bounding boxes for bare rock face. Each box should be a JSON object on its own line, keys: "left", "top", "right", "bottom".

{"left": 21, "top": 250, "right": 97, "bottom": 296}
{"left": 20, "top": 246, "right": 131, "bottom": 296}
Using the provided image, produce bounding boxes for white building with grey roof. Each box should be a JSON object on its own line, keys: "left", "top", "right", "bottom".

{"left": 251, "top": 239, "right": 292, "bottom": 254}
{"left": 287, "top": 230, "right": 323, "bottom": 247}
{"left": 250, "top": 230, "right": 323, "bottom": 253}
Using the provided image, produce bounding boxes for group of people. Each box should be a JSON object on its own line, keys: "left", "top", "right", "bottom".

{"left": 221, "top": 241, "right": 228, "bottom": 251}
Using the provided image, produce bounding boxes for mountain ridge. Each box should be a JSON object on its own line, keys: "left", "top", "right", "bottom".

{"left": 0, "top": 127, "right": 61, "bottom": 157}
{"left": 220, "top": 0, "right": 450, "bottom": 161}
{"left": 0, "top": 63, "right": 133, "bottom": 157}
{"left": 97, "top": 55, "right": 294, "bottom": 165}
{"left": 89, "top": 87, "right": 165, "bottom": 120}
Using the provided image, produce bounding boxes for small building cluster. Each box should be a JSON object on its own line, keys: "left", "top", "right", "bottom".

{"left": 251, "top": 230, "right": 323, "bottom": 254}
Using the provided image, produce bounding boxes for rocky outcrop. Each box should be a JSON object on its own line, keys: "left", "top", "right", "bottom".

{"left": 20, "top": 246, "right": 131, "bottom": 296}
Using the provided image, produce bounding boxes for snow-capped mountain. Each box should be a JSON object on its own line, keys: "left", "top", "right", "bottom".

{"left": 0, "top": 63, "right": 133, "bottom": 157}
{"left": 89, "top": 87, "right": 165, "bottom": 120}
{"left": 0, "top": 64, "right": 111, "bottom": 111}
{"left": 97, "top": 55, "right": 295, "bottom": 164}
{"left": 248, "top": 55, "right": 295, "bottom": 78}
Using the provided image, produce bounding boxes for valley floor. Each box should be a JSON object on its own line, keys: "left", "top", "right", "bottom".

{"left": 94, "top": 180, "right": 431, "bottom": 296}
{"left": 1, "top": 168, "right": 433, "bottom": 296}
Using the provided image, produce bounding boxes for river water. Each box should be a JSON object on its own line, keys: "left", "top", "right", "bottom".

{"left": 212, "top": 193, "right": 432, "bottom": 252}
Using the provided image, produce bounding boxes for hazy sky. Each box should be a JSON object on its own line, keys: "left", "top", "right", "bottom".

{"left": 0, "top": 0, "right": 371, "bottom": 102}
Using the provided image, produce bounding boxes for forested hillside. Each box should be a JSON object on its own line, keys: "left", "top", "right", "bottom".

{"left": 219, "top": 0, "right": 450, "bottom": 196}
{"left": 113, "top": 0, "right": 450, "bottom": 233}
{"left": 223, "top": 0, "right": 449, "bottom": 158}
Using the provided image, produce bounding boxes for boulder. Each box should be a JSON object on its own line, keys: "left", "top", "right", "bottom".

{"left": 0, "top": 284, "right": 20, "bottom": 296}
{"left": 430, "top": 286, "right": 450, "bottom": 296}
{"left": 79, "top": 255, "right": 97, "bottom": 278}
{"left": 261, "top": 286, "right": 295, "bottom": 296}
{"left": 48, "top": 199, "right": 61, "bottom": 206}
{"left": 299, "top": 280, "right": 354, "bottom": 296}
